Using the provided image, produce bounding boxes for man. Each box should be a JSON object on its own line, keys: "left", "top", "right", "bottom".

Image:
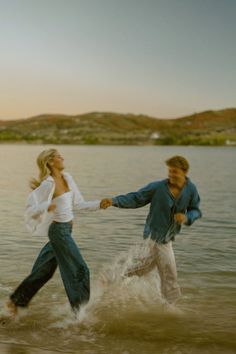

{"left": 101, "top": 156, "right": 202, "bottom": 304}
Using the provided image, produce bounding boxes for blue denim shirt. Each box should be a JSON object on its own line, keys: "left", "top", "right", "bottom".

{"left": 112, "top": 178, "right": 201, "bottom": 244}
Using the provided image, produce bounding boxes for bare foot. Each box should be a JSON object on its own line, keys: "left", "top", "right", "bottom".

{"left": 6, "top": 300, "right": 18, "bottom": 318}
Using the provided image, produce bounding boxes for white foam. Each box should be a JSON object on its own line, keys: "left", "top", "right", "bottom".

{"left": 49, "top": 240, "right": 164, "bottom": 329}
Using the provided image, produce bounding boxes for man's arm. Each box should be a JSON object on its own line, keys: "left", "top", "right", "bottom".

{"left": 111, "top": 182, "right": 156, "bottom": 209}
{"left": 185, "top": 187, "right": 202, "bottom": 226}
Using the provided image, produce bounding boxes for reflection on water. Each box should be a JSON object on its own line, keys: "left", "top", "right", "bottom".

{"left": 0, "top": 145, "right": 236, "bottom": 353}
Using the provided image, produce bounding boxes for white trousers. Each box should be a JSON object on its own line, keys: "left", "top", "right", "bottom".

{"left": 126, "top": 240, "right": 181, "bottom": 303}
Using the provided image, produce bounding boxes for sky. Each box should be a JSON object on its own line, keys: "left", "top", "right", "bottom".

{"left": 0, "top": 0, "right": 235, "bottom": 120}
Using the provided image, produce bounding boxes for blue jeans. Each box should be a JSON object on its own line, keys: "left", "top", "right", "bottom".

{"left": 10, "top": 222, "right": 90, "bottom": 311}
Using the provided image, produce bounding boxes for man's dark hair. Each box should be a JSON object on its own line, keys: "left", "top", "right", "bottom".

{"left": 165, "top": 155, "right": 190, "bottom": 172}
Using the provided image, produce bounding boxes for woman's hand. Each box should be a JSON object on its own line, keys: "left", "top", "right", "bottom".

{"left": 100, "top": 198, "right": 112, "bottom": 209}
{"left": 48, "top": 203, "right": 56, "bottom": 212}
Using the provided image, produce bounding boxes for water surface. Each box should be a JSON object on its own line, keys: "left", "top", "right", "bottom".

{"left": 0, "top": 145, "right": 235, "bottom": 354}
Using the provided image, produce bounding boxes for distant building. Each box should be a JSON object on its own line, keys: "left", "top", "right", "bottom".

{"left": 150, "top": 132, "right": 160, "bottom": 140}
{"left": 226, "top": 139, "right": 236, "bottom": 146}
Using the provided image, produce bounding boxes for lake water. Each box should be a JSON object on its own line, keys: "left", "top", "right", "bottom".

{"left": 0, "top": 145, "right": 235, "bottom": 354}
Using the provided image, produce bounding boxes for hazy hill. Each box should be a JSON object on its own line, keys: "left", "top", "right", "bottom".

{"left": 0, "top": 108, "right": 236, "bottom": 145}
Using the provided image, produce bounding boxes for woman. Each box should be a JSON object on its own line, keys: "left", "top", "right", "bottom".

{"left": 6, "top": 148, "right": 106, "bottom": 317}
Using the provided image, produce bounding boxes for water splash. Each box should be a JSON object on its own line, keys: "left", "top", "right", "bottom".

{"left": 0, "top": 240, "right": 184, "bottom": 334}
{"left": 48, "top": 240, "right": 168, "bottom": 331}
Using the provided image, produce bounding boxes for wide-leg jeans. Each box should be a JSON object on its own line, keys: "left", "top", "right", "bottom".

{"left": 10, "top": 222, "right": 90, "bottom": 311}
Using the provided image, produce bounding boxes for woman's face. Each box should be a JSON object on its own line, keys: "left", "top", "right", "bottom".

{"left": 50, "top": 152, "right": 65, "bottom": 171}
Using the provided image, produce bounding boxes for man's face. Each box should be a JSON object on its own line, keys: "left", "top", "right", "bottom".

{"left": 168, "top": 166, "right": 186, "bottom": 186}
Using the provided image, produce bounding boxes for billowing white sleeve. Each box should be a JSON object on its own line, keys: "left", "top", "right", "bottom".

{"left": 25, "top": 181, "right": 52, "bottom": 221}
{"left": 26, "top": 195, "right": 50, "bottom": 220}
{"left": 70, "top": 176, "right": 100, "bottom": 212}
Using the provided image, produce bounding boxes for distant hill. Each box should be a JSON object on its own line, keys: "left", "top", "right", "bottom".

{"left": 0, "top": 108, "right": 236, "bottom": 145}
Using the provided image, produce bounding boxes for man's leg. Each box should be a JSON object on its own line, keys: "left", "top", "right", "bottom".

{"left": 9, "top": 242, "right": 57, "bottom": 308}
{"left": 155, "top": 241, "right": 181, "bottom": 303}
{"left": 125, "top": 240, "right": 157, "bottom": 277}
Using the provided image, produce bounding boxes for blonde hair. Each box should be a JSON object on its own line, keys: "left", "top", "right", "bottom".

{"left": 30, "top": 149, "right": 58, "bottom": 190}
{"left": 165, "top": 155, "right": 190, "bottom": 172}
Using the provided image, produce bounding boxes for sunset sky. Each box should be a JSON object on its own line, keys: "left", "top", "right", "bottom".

{"left": 0, "top": 0, "right": 235, "bottom": 120}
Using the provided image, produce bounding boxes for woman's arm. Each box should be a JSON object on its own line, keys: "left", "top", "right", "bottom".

{"left": 70, "top": 176, "right": 101, "bottom": 212}
{"left": 25, "top": 180, "right": 54, "bottom": 220}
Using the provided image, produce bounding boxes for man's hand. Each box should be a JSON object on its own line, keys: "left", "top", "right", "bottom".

{"left": 174, "top": 213, "right": 187, "bottom": 224}
{"left": 48, "top": 203, "right": 56, "bottom": 212}
{"left": 100, "top": 198, "right": 112, "bottom": 209}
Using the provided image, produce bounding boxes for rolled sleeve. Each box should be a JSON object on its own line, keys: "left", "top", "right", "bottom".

{"left": 185, "top": 188, "right": 202, "bottom": 226}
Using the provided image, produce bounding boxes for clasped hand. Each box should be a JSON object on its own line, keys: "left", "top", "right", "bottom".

{"left": 100, "top": 198, "right": 112, "bottom": 209}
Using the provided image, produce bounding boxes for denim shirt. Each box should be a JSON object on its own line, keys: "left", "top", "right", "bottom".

{"left": 112, "top": 178, "right": 202, "bottom": 244}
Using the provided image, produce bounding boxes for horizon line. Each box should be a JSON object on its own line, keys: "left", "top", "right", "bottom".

{"left": 0, "top": 107, "right": 235, "bottom": 122}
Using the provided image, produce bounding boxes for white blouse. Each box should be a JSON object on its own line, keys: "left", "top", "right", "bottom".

{"left": 25, "top": 172, "right": 100, "bottom": 236}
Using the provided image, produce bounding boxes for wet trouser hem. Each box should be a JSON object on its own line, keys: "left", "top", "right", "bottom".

{"left": 9, "top": 295, "right": 29, "bottom": 308}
